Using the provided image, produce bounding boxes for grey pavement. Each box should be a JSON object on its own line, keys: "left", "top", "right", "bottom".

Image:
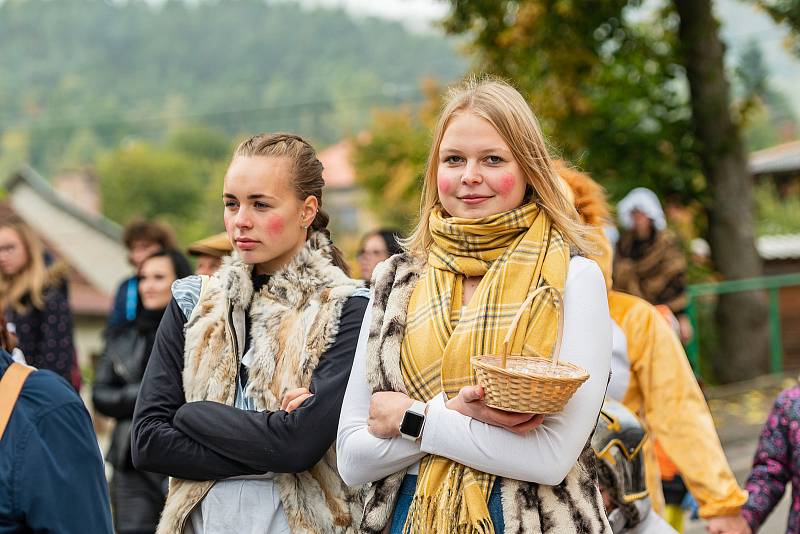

{"left": 683, "top": 374, "right": 795, "bottom": 534}
{"left": 685, "top": 438, "right": 790, "bottom": 533}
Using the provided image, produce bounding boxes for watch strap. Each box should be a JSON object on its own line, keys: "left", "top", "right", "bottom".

{"left": 408, "top": 400, "right": 426, "bottom": 416}
{"left": 400, "top": 400, "right": 427, "bottom": 441}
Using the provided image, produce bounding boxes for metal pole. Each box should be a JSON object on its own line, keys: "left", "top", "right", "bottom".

{"left": 768, "top": 287, "right": 784, "bottom": 374}
{"left": 686, "top": 293, "right": 699, "bottom": 371}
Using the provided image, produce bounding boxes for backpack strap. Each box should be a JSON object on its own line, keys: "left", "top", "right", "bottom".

{"left": 0, "top": 363, "right": 34, "bottom": 441}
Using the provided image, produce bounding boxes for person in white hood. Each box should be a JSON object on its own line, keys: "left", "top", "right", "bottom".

{"left": 612, "top": 187, "right": 692, "bottom": 342}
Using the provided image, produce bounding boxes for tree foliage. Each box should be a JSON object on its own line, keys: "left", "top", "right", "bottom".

{"left": 97, "top": 126, "right": 231, "bottom": 245}
{"left": 736, "top": 40, "right": 799, "bottom": 150}
{"left": 756, "top": 180, "right": 800, "bottom": 234}
{"left": 442, "top": 0, "right": 701, "bottom": 201}
{"left": 351, "top": 82, "right": 442, "bottom": 231}
{"left": 755, "top": 0, "right": 800, "bottom": 52}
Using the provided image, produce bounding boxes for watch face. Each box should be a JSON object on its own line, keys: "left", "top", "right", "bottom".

{"left": 400, "top": 411, "right": 424, "bottom": 437}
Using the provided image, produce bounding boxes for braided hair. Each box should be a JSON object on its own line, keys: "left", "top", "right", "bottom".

{"left": 234, "top": 133, "right": 349, "bottom": 275}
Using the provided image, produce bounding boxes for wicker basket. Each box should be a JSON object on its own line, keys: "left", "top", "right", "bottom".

{"left": 471, "top": 285, "right": 589, "bottom": 414}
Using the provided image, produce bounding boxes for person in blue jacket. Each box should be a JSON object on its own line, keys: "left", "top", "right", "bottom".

{"left": 0, "top": 315, "right": 113, "bottom": 533}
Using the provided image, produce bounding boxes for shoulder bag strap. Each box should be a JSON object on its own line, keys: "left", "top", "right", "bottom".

{"left": 0, "top": 362, "right": 34, "bottom": 440}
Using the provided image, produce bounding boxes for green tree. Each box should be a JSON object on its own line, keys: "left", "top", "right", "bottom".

{"left": 167, "top": 124, "right": 232, "bottom": 163}
{"left": 352, "top": 111, "right": 430, "bottom": 230}
{"left": 0, "top": 130, "right": 29, "bottom": 179}
{"left": 756, "top": 180, "right": 800, "bottom": 234}
{"left": 738, "top": 40, "right": 770, "bottom": 98}
{"left": 166, "top": 124, "right": 232, "bottom": 234}
{"left": 736, "top": 40, "right": 798, "bottom": 150}
{"left": 443, "top": 1, "right": 701, "bottom": 200}
{"left": 59, "top": 128, "right": 102, "bottom": 169}
{"left": 97, "top": 141, "right": 206, "bottom": 244}
{"left": 352, "top": 81, "right": 441, "bottom": 230}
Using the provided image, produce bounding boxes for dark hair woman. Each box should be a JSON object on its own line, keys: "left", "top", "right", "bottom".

{"left": 357, "top": 228, "right": 403, "bottom": 285}
{"left": 131, "top": 133, "right": 369, "bottom": 533}
{"left": 93, "top": 249, "right": 192, "bottom": 534}
{"left": 108, "top": 219, "right": 180, "bottom": 328}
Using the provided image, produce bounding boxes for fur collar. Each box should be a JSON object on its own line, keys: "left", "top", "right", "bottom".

{"left": 360, "top": 253, "right": 610, "bottom": 533}
{"left": 159, "top": 231, "right": 365, "bottom": 534}
{"left": 218, "top": 231, "right": 357, "bottom": 309}
{"left": 365, "top": 252, "right": 424, "bottom": 394}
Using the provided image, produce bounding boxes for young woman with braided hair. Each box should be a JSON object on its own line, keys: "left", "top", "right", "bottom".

{"left": 132, "top": 133, "right": 369, "bottom": 533}
{"left": 337, "top": 77, "right": 612, "bottom": 533}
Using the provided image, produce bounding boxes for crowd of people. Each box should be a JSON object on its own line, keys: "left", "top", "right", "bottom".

{"left": 0, "top": 77, "right": 798, "bottom": 534}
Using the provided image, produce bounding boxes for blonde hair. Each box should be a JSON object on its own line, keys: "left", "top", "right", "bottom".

{"left": 404, "top": 76, "right": 593, "bottom": 254}
{"left": 0, "top": 215, "right": 52, "bottom": 313}
{"left": 555, "top": 161, "right": 615, "bottom": 290}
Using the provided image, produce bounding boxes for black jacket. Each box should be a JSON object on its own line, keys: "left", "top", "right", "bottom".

{"left": 6, "top": 277, "right": 77, "bottom": 388}
{"left": 93, "top": 310, "right": 161, "bottom": 470}
{"left": 131, "top": 294, "right": 368, "bottom": 480}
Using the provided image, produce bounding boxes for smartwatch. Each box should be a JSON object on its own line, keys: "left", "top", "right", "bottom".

{"left": 399, "top": 400, "right": 427, "bottom": 441}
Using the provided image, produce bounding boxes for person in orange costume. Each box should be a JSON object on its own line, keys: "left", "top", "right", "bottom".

{"left": 557, "top": 163, "right": 749, "bottom": 534}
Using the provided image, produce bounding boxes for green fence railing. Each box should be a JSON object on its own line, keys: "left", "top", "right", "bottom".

{"left": 686, "top": 272, "right": 800, "bottom": 374}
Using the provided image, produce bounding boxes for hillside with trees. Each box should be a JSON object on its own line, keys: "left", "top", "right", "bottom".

{"left": 0, "top": 0, "right": 466, "bottom": 175}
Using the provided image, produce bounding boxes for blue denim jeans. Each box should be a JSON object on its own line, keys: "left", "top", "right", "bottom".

{"left": 389, "top": 475, "right": 504, "bottom": 534}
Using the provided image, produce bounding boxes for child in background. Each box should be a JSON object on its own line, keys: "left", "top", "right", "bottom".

{"left": 742, "top": 382, "right": 800, "bottom": 534}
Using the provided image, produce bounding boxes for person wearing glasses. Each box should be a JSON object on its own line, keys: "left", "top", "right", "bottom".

{"left": 356, "top": 229, "right": 403, "bottom": 285}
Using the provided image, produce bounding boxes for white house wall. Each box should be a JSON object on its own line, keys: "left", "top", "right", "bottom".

{"left": 10, "top": 183, "right": 132, "bottom": 294}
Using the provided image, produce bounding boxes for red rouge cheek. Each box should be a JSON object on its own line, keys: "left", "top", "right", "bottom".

{"left": 266, "top": 214, "right": 285, "bottom": 235}
{"left": 437, "top": 176, "right": 453, "bottom": 196}
{"left": 497, "top": 174, "right": 517, "bottom": 196}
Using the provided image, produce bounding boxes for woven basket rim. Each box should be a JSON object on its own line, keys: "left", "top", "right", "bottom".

{"left": 472, "top": 355, "right": 589, "bottom": 383}
{"left": 482, "top": 402, "right": 564, "bottom": 414}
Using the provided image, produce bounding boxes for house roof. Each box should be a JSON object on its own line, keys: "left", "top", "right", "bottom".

{"left": 749, "top": 140, "right": 800, "bottom": 176}
{"left": 319, "top": 141, "right": 356, "bottom": 190}
{"left": 3, "top": 166, "right": 132, "bottom": 313}
{"left": 1, "top": 200, "right": 115, "bottom": 316}
{"left": 5, "top": 166, "right": 121, "bottom": 240}
{"left": 757, "top": 234, "right": 800, "bottom": 261}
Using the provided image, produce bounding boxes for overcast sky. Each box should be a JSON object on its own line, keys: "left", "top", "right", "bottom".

{"left": 298, "top": 0, "right": 449, "bottom": 31}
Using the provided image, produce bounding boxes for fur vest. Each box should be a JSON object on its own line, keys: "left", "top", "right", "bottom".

{"left": 360, "top": 253, "right": 611, "bottom": 534}
{"left": 157, "top": 234, "right": 366, "bottom": 534}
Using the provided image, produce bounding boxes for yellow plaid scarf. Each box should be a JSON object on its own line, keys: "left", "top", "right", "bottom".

{"left": 400, "top": 202, "right": 570, "bottom": 534}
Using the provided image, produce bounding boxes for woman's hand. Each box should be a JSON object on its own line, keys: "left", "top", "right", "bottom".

{"left": 368, "top": 392, "right": 414, "bottom": 438}
{"left": 678, "top": 314, "right": 694, "bottom": 344}
{"left": 446, "top": 385, "right": 544, "bottom": 435}
{"left": 706, "top": 514, "right": 751, "bottom": 534}
{"left": 281, "top": 387, "right": 313, "bottom": 413}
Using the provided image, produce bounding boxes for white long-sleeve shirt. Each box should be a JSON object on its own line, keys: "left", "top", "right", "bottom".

{"left": 337, "top": 256, "right": 611, "bottom": 487}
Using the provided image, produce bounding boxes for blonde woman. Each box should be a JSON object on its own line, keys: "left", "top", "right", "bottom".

{"left": 337, "top": 78, "right": 612, "bottom": 533}
{"left": 0, "top": 215, "right": 78, "bottom": 389}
